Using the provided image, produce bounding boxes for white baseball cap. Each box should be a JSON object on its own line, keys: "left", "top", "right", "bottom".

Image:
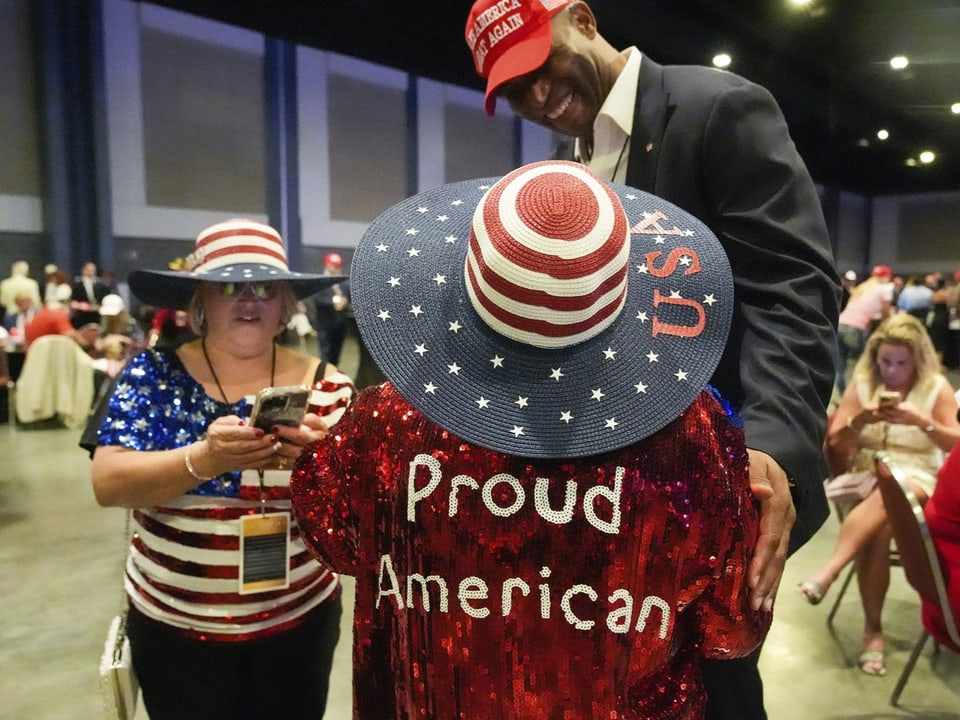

{"left": 99, "top": 294, "right": 126, "bottom": 317}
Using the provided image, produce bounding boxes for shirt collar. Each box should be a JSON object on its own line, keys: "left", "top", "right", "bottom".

{"left": 598, "top": 47, "right": 642, "bottom": 135}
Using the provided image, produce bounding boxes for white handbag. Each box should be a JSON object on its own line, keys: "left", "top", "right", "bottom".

{"left": 98, "top": 511, "right": 139, "bottom": 720}
{"left": 99, "top": 613, "right": 139, "bottom": 720}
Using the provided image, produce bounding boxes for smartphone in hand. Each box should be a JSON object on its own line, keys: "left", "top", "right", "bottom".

{"left": 249, "top": 385, "right": 310, "bottom": 432}
{"left": 878, "top": 390, "right": 901, "bottom": 408}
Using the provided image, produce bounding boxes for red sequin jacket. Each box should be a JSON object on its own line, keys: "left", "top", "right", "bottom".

{"left": 292, "top": 383, "right": 770, "bottom": 720}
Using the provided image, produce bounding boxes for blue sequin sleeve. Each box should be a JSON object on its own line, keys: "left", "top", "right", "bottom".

{"left": 96, "top": 349, "right": 245, "bottom": 496}
{"left": 707, "top": 384, "right": 744, "bottom": 428}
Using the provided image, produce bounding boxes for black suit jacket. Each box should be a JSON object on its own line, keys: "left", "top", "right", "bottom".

{"left": 72, "top": 277, "right": 109, "bottom": 306}
{"left": 618, "top": 57, "right": 840, "bottom": 553}
{"left": 70, "top": 277, "right": 110, "bottom": 328}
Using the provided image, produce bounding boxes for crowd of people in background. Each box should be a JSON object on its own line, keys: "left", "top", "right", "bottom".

{"left": 0, "top": 259, "right": 137, "bottom": 370}
{"left": 838, "top": 265, "right": 960, "bottom": 382}
{"left": 5, "top": 256, "right": 956, "bottom": 394}
{"left": 0, "top": 256, "right": 357, "bottom": 416}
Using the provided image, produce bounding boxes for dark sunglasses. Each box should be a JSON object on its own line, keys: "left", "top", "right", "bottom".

{"left": 215, "top": 281, "right": 279, "bottom": 300}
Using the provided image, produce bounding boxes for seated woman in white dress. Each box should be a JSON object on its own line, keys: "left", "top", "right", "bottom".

{"left": 799, "top": 314, "right": 960, "bottom": 675}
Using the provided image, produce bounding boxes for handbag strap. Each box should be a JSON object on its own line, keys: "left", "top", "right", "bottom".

{"left": 117, "top": 510, "right": 132, "bottom": 620}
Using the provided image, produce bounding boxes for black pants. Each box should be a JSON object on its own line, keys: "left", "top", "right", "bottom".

{"left": 127, "top": 594, "right": 342, "bottom": 720}
{"left": 702, "top": 643, "right": 766, "bottom": 719}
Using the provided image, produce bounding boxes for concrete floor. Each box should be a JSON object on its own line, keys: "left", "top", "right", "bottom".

{"left": 2, "top": 337, "right": 958, "bottom": 719}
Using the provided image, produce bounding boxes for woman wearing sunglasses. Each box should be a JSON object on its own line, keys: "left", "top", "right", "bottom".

{"left": 87, "top": 219, "right": 355, "bottom": 719}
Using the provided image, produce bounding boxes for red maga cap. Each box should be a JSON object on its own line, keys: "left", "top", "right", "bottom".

{"left": 465, "top": 0, "right": 571, "bottom": 115}
{"left": 871, "top": 264, "right": 893, "bottom": 279}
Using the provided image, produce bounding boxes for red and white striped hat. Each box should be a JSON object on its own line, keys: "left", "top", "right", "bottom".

{"left": 128, "top": 219, "right": 340, "bottom": 309}
{"left": 465, "top": 162, "right": 629, "bottom": 348}
{"left": 351, "top": 160, "right": 735, "bottom": 458}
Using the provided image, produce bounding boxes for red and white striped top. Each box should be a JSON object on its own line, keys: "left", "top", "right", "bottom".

{"left": 99, "top": 349, "right": 355, "bottom": 641}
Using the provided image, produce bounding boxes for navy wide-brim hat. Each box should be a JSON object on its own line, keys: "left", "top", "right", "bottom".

{"left": 128, "top": 218, "right": 343, "bottom": 310}
{"left": 351, "top": 161, "right": 734, "bottom": 459}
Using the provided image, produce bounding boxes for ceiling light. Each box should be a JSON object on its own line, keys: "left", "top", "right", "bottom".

{"left": 952, "top": 102, "right": 960, "bottom": 114}
{"left": 919, "top": 150, "right": 936, "bottom": 164}
{"left": 787, "top": 0, "right": 812, "bottom": 6}
{"left": 712, "top": 53, "right": 731, "bottom": 69}
{"left": 905, "top": 158, "right": 917, "bottom": 167}
{"left": 876, "top": 129, "right": 889, "bottom": 141}
{"left": 889, "top": 56, "right": 909, "bottom": 70}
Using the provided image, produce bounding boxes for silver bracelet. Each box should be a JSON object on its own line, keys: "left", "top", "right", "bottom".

{"left": 185, "top": 443, "right": 215, "bottom": 481}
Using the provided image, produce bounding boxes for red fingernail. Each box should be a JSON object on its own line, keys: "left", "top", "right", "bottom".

{"left": 271, "top": 425, "right": 280, "bottom": 434}
{"left": 255, "top": 429, "right": 265, "bottom": 438}
{"left": 271, "top": 435, "right": 280, "bottom": 443}
{"left": 237, "top": 419, "right": 246, "bottom": 426}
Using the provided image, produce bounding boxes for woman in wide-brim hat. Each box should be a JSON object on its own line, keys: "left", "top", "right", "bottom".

{"left": 88, "top": 218, "right": 356, "bottom": 719}
{"left": 291, "top": 161, "right": 770, "bottom": 720}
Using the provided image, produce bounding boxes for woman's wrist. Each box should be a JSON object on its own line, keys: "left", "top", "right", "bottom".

{"left": 184, "top": 439, "right": 216, "bottom": 481}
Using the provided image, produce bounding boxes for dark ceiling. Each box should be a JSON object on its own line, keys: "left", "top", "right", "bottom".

{"left": 145, "top": 0, "right": 960, "bottom": 196}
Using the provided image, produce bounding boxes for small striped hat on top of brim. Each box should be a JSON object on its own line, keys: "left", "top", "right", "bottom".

{"left": 351, "top": 160, "right": 735, "bottom": 459}
{"left": 128, "top": 219, "right": 341, "bottom": 309}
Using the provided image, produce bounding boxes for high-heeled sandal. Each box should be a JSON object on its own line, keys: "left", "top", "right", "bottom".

{"left": 858, "top": 650, "right": 887, "bottom": 676}
{"left": 797, "top": 580, "right": 825, "bottom": 605}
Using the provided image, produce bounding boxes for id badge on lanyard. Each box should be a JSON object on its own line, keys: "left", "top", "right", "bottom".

{"left": 239, "top": 511, "right": 290, "bottom": 594}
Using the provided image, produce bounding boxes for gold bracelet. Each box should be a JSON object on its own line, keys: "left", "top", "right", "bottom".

{"left": 185, "top": 443, "right": 215, "bottom": 481}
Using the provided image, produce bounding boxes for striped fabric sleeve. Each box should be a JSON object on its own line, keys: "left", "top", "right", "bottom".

{"left": 310, "top": 369, "right": 356, "bottom": 428}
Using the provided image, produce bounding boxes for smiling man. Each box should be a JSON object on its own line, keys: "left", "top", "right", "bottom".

{"left": 465, "top": 2, "right": 841, "bottom": 718}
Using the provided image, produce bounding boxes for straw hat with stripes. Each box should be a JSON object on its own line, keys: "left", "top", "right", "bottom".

{"left": 350, "top": 160, "right": 735, "bottom": 458}
{"left": 128, "top": 219, "right": 340, "bottom": 309}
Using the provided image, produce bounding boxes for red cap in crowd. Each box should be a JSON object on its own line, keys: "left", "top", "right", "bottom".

{"left": 324, "top": 252, "right": 343, "bottom": 268}
{"left": 871, "top": 264, "right": 893, "bottom": 279}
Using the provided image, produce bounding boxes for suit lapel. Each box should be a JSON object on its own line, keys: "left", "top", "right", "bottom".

{"left": 626, "top": 55, "right": 672, "bottom": 192}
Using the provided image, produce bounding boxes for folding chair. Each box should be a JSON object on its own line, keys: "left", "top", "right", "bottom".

{"left": 874, "top": 453, "right": 960, "bottom": 707}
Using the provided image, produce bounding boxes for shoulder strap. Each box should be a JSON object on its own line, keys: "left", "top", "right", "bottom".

{"left": 313, "top": 359, "right": 327, "bottom": 383}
